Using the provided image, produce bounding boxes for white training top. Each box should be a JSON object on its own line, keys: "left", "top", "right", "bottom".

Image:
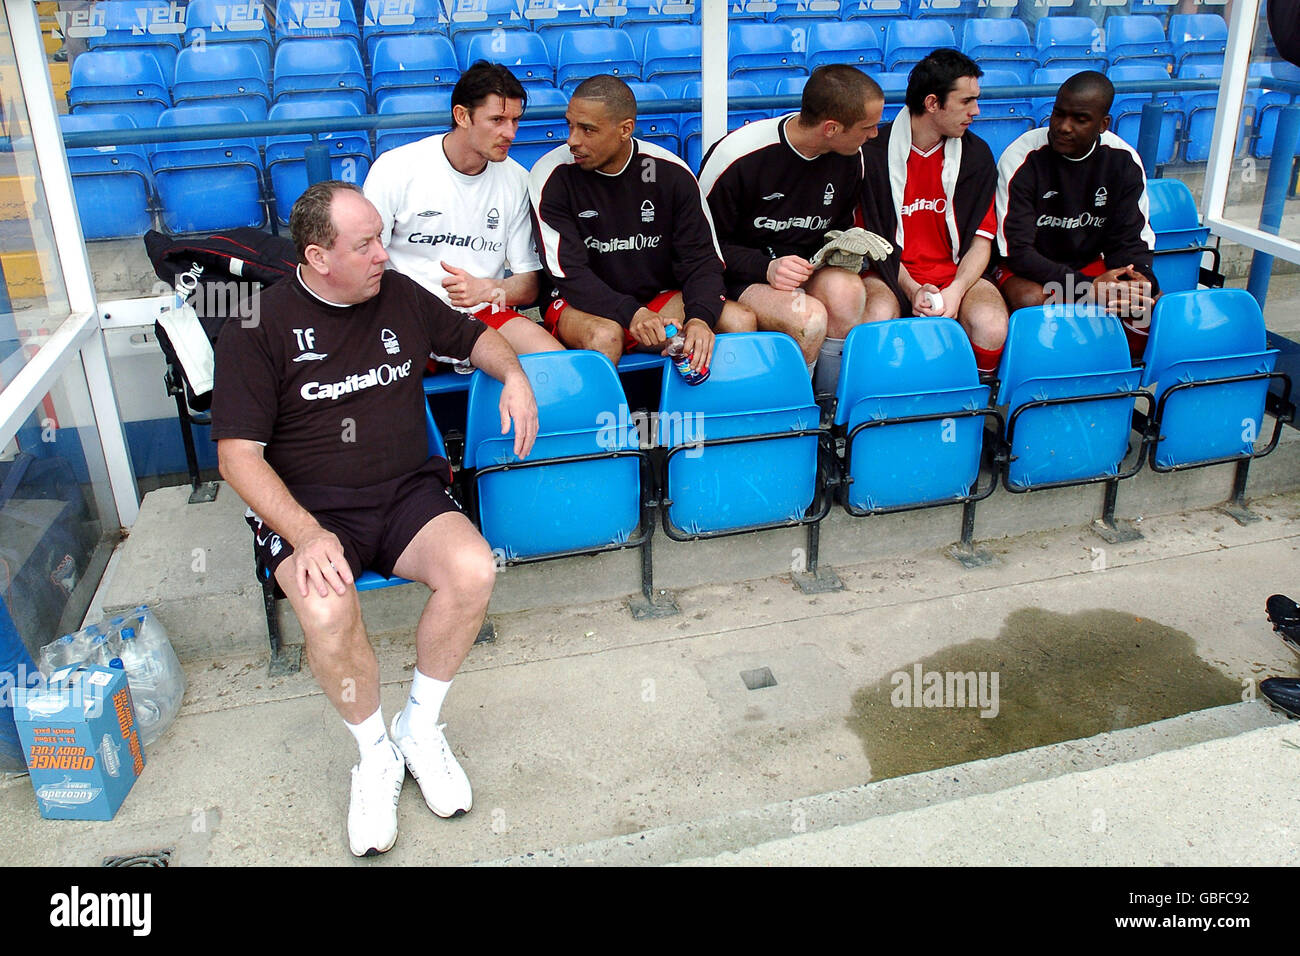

{"left": 362, "top": 133, "right": 543, "bottom": 311}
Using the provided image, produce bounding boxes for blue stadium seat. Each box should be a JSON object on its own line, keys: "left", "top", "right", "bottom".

{"left": 273, "top": 0, "right": 361, "bottom": 45}
{"left": 833, "top": 318, "right": 996, "bottom": 515}
{"left": 773, "top": 75, "right": 808, "bottom": 100}
{"left": 531, "top": 0, "right": 608, "bottom": 63}
{"left": 464, "top": 351, "right": 650, "bottom": 563}
{"left": 265, "top": 99, "right": 372, "bottom": 225}
{"left": 962, "top": 19, "right": 1036, "bottom": 84}
{"left": 152, "top": 106, "right": 265, "bottom": 234}
{"left": 1105, "top": 15, "right": 1175, "bottom": 69}
{"left": 1251, "top": 62, "right": 1300, "bottom": 159}
{"left": 909, "top": 0, "right": 977, "bottom": 19}
{"left": 770, "top": 0, "right": 842, "bottom": 21}
{"left": 972, "top": 69, "right": 1035, "bottom": 161}
{"left": 511, "top": 86, "right": 570, "bottom": 170}
{"left": 556, "top": 27, "right": 640, "bottom": 92}
{"left": 361, "top": 0, "right": 447, "bottom": 61}
{"left": 465, "top": 31, "right": 554, "bottom": 88}
{"left": 710, "top": 0, "right": 773, "bottom": 23}
{"left": 1140, "top": 290, "right": 1284, "bottom": 471}
{"left": 447, "top": 0, "right": 530, "bottom": 63}
{"left": 272, "top": 37, "right": 368, "bottom": 113}
{"left": 59, "top": 114, "right": 154, "bottom": 240}
{"left": 171, "top": 45, "right": 270, "bottom": 122}
{"left": 728, "top": 23, "right": 806, "bottom": 92}
{"left": 1035, "top": 16, "right": 1105, "bottom": 73}
{"left": 1031, "top": 66, "right": 1079, "bottom": 126}
{"left": 1168, "top": 13, "right": 1227, "bottom": 72}
{"left": 642, "top": 23, "right": 703, "bottom": 92}
{"left": 375, "top": 89, "right": 452, "bottom": 155}
{"left": 884, "top": 20, "right": 955, "bottom": 73}
{"left": 370, "top": 35, "right": 460, "bottom": 111}
{"left": 806, "top": 20, "right": 882, "bottom": 72}
{"left": 1146, "top": 178, "right": 1220, "bottom": 292}
{"left": 681, "top": 79, "right": 767, "bottom": 171}
{"left": 1177, "top": 62, "right": 1250, "bottom": 162}
{"left": 657, "top": 332, "right": 828, "bottom": 539}
{"left": 617, "top": 0, "right": 695, "bottom": 60}
{"left": 995, "top": 305, "right": 1145, "bottom": 492}
{"left": 625, "top": 82, "right": 680, "bottom": 153}
{"left": 86, "top": 0, "right": 184, "bottom": 81}
{"left": 68, "top": 51, "right": 172, "bottom": 127}
{"left": 842, "top": 0, "right": 906, "bottom": 44}
{"left": 185, "top": 0, "right": 273, "bottom": 76}
{"left": 872, "top": 72, "right": 909, "bottom": 100}
{"left": 1109, "top": 63, "right": 1183, "bottom": 166}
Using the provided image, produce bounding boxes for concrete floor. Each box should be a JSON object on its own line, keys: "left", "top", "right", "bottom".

{"left": 2, "top": 491, "right": 1297, "bottom": 866}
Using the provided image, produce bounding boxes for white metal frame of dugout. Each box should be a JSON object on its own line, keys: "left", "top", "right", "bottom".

{"left": 0, "top": 0, "right": 1296, "bottom": 531}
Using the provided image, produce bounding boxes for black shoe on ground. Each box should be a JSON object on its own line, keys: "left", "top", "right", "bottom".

{"left": 1266, "top": 594, "right": 1300, "bottom": 628}
{"left": 1260, "top": 677, "right": 1300, "bottom": 719}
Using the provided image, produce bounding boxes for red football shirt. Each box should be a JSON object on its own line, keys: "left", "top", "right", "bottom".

{"left": 901, "top": 144, "right": 996, "bottom": 289}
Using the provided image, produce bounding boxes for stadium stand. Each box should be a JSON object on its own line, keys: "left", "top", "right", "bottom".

{"left": 171, "top": 45, "right": 272, "bottom": 122}
{"left": 370, "top": 34, "right": 461, "bottom": 111}
{"left": 152, "top": 105, "right": 266, "bottom": 234}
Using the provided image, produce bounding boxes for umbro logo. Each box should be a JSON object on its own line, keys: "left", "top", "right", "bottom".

{"left": 292, "top": 351, "right": 329, "bottom": 362}
{"left": 1042, "top": 190, "right": 1059, "bottom": 199}
{"left": 578, "top": 209, "right": 599, "bottom": 218}
{"left": 417, "top": 210, "right": 442, "bottom": 217}
{"left": 762, "top": 192, "right": 785, "bottom": 201}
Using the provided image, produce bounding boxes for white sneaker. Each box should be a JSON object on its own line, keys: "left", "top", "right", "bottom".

{"left": 390, "top": 714, "right": 473, "bottom": 818}
{"left": 347, "top": 741, "right": 404, "bottom": 857}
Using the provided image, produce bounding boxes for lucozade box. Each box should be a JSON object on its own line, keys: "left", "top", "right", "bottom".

{"left": 13, "top": 665, "right": 145, "bottom": 820}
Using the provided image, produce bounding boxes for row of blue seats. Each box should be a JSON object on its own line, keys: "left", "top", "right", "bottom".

{"left": 333, "top": 289, "right": 1288, "bottom": 615}
{"left": 69, "top": 12, "right": 1231, "bottom": 112}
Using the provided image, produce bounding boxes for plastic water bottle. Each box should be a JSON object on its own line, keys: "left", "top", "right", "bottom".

{"left": 663, "top": 323, "right": 709, "bottom": 386}
{"left": 117, "top": 627, "right": 163, "bottom": 741}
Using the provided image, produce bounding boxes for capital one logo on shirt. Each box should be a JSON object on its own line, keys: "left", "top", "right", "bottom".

{"left": 901, "top": 196, "right": 948, "bottom": 217}
{"left": 584, "top": 234, "right": 663, "bottom": 253}
{"left": 300, "top": 360, "right": 414, "bottom": 401}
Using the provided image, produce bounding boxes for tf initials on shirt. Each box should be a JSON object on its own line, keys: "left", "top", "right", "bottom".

{"left": 293, "top": 328, "right": 316, "bottom": 351}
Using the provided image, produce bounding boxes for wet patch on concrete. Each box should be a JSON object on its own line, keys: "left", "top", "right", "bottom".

{"left": 848, "top": 608, "right": 1245, "bottom": 781}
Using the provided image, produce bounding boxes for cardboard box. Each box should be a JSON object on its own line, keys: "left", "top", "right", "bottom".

{"left": 13, "top": 665, "right": 146, "bottom": 820}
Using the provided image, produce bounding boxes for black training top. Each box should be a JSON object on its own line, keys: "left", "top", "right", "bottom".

{"left": 211, "top": 269, "right": 484, "bottom": 488}
{"left": 995, "top": 128, "right": 1159, "bottom": 293}
{"left": 698, "top": 113, "right": 865, "bottom": 288}
{"left": 528, "top": 138, "right": 726, "bottom": 328}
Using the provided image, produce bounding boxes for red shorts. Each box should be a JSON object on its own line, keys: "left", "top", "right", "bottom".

{"left": 993, "top": 258, "right": 1106, "bottom": 289}
{"left": 544, "top": 290, "right": 679, "bottom": 352}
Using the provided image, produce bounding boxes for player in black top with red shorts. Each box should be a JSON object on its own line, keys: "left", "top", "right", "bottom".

{"left": 698, "top": 64, "right": 885, "bottom": 379}
{"left": 995, "top": 71, "right": 1159, "bottom": 361}
{"left": 529, "top": 75, "right": 755, "bottom": 373}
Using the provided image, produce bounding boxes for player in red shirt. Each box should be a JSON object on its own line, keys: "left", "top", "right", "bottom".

{"left": 860, "top": 50, "right": 1009, "bottom": 376}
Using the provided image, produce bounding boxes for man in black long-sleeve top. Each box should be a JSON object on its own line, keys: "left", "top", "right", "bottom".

{"left": 995, "top": 71, "right": 1159, "bottom": 360}
{"left": 697, "top": 65, "right": 884, "bottom": 379}
{"left": 529, "top": 75, "right": 755, "bottom": 372}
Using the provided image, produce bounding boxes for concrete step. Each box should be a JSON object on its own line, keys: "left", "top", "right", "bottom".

{"left": 482, "top": 703, "right": 1293, "bottom": 866}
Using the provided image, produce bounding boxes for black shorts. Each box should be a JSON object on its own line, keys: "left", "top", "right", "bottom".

{"left": 248, "top": 455, "right": 463, "bottom": 583}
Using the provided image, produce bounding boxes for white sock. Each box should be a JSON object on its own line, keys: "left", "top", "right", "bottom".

{"left": 806, "top": 359, "right": 817, "bottom": 379}
{"left": 395, "top": 669, "right": 452, "bottom": 740}
{"left": 345, "top": 708, "right": 392, "bottom": 765}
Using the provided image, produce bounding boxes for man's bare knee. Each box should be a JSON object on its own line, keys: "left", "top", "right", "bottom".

{"left": 717, "top": 301, "right": 757, "bottom": 333}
